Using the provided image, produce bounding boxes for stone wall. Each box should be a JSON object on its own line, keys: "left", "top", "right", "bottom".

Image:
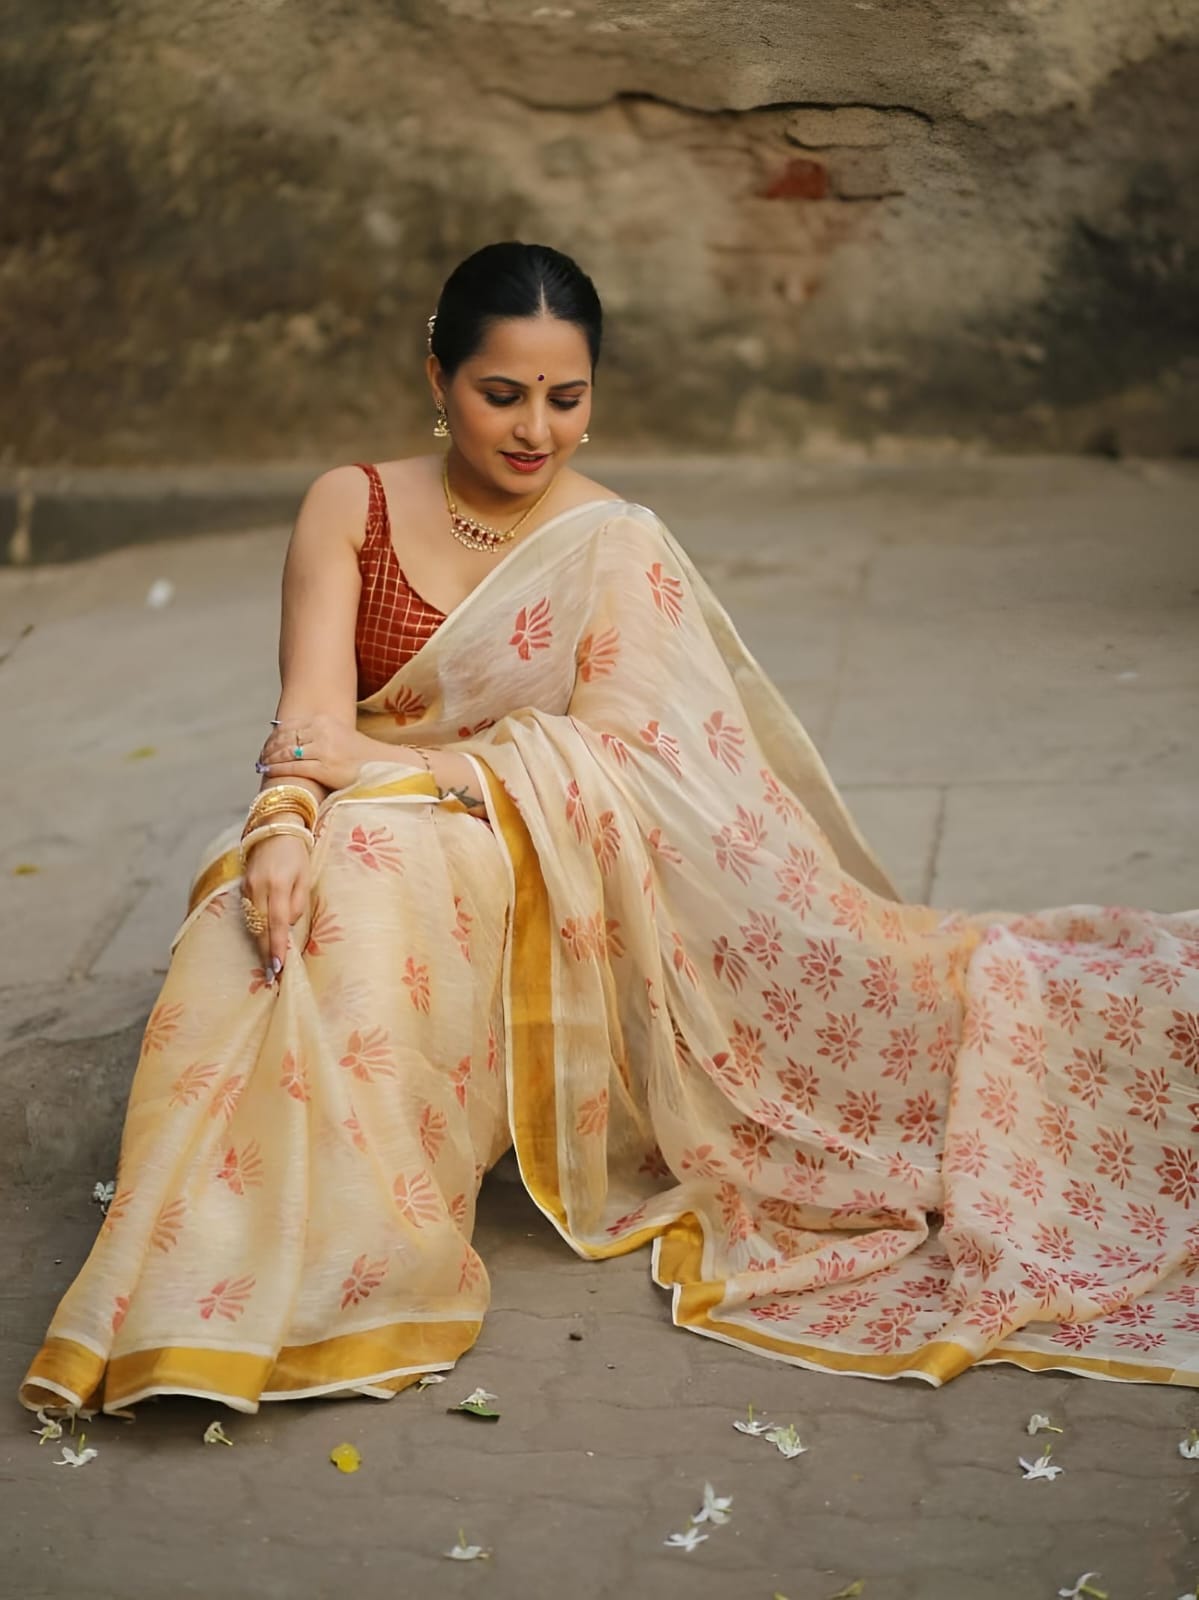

{"left": 2, "top": 0, "right": 1197, "bottom": 464}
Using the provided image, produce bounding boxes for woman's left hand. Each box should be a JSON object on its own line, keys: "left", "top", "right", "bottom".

{"left": 257, "top": 714, "right": 372, "bottom": 792}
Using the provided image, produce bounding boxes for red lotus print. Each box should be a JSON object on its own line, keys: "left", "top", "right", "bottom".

{"left": 142, "top": 1002, "right": 184, "bottom": 1054}
{"left": 878, "top": 907, "right": 909, "bottom": 946}
{"left": 730, "top": 1120, "right": 775, "bottom": 1177}
{"left": 982, "top": 957, "right": 1029, "bottom": 1006}
{"left": 898, "top": 1090, "right": 941, "bottom": 1146}
{"left": 1063, "top": 1178, "right": 1106, "bottom": 1228}
{"left": 564, "top": 780, "right": 590, "bottom": 841}
{"left": 776, "top": 844, "right": 820, "bottom": 916}
{"left": 1008, "top": 1021, "right": 1047, "bottom": 1084}
{"left": 248, "top": 965, "right": 272, "bottom": 995}
{"left": 403, "top": 957, "right": 431, "bottom": 1013}
{"left": 1122, "top": 1199, "right": 1168, "bottom": 1247}
{"left": 210, "top": 1074, "right": 246, "bottom": 1123}
{"left": 703, "top": 710, "right": 746, "bottom": 773}
{"left": 1166, "top": 1010, "right": 1199, "bottom": 1074}
{"left": 1044, "top": 978, "right": 1084, "bottom": 1034}
{"left": 339, "top": 1026, "right": 397, "bottom": 1082}
{"left": 576, "top": 626, "right": 621, "bottom": 682}
{"left": 1096, "top": 1242, "right": 1145, "bottom": 1272}
{"left": 639, "top": 1143, "right": 671, "bottom": 1180}
{"left": 151, "top": 1198, "right": 187, "bottom": 1253}
{"left": 671, "top": 931, "right": 699, "bottom": 986}
{"left": 716, "top": 1180, "right": 753, "bottom": 1243}
{"left": 340, "top": 1253, "right": 389, "bottom": 1310}
{"left": 779, "top": 1058, "right": 820, "bottom": 1112}
{"left": 1035, "top": 1102, "right": 1078, "bottom": 1163}
{"left": 343, "top": 1109, "right": 367, "bottom": 1153}
{"left": 961, "top": 997, "right": 997, "bottom": 1052}
{"left": 943, "top": 1130, "right": 989, "bottom": 1178}
{"left": 713, "top": 935, "right": 749, "bottom": 993}
{"left": 730, "top": 1019, "right": 766, "bottom": 1085}
{"left": 1019, "top": 1260, "right": 1063, "bottom": 1310}
{"left": 646, "top": 562, "right": 685, "bottom": 627}
{"left": 198, "top": 1274, "right": 256, "bottom": 1322}
{"left": 880, "top": 1024, "right": 920, "bottom": 1085}
{"left": 886, "top": 1152, "right": 924, "bottom": 1189}
{"left": 1141, "top": 959, "right": 1185, "bottom": 994}
{"left": 451, "top": 1056, "right": 471, "bottom": 1108}
{"left": 962, "top": 1287, "right": 1019, "bottom": 1340}
{"left": 830, "top": 881, "right": 870, "bottom": 940}
{"left": 1006, "top": 1155, "right": 1047, "bottom": 1204}
{"left": 380, "top": 687, "right": 428, "bottom": 726}
{"left": 837, "top": 1087, "right": 881, "bottom": 1144}
{"left": 861, "top": 1301, "right": 919, "bottom": 1354}
{"left": 639, "top": 719, "right": 683, "bottom": 778}
{"left": 600, "top": 731, "right": 632, "bottom": 767}
{"left": 816, "top": 1011, "right": 863, "bottom": 1072}
{"left": 100, "top": 1187, "right": 134, "bottom": 1236}
{"left": 714, "top": 819, "right": 760, "bottom": 885}
{"left": 112, "top": 1295, "right": 130, "bottom": 1335}
{"left": 1091, "top": 1125, "right": 1134, "bottom": 1189}
{"left": 459, "top": 1246, "right": 486, "bottom": 1293}
{"left": 1064, "top": 1046, "right": 1108, "bottom": 1107}
{"left": 977, "top": 1071, "right": 1019, "bottom": 1134}
{"left": 1097, "top": 992, "right": 1145, "bottom": 1052}
{"left": 761, "top": 980, "right": 803, "bottom": 1039}
{"left": 1156, "top": 1144, "right": 1199, "bottom": 1208}
{"left": 798, "top": 937, "right": 843, "bottom": 1001}
{"left": 1051, "top": 1322, "right": 1096, "bottom": 1351}
{"left": 1115, "top": 1328, "right": 1167, "bottom": 1354}
{"left": 279, "top": 1049, "right": 310, "bottom": 1103}
{"left": 592, "top": 811, "right": 622, "bottom": 874}
{"left": 645, "top": 826, "right": 684, "bottom": 863}
{"left": 392, "top": 1171, "right": 442, "bottom": 1227}
{"left": 860, "top": 955, "right": 901, "bottom": 1019}
{"left": 1124, "top": 1064, "right": 1171, "bottom": 1128}
{"left": 169, "top": 1061, "right": 219, "bottom": 1108}
{"left": 216, "top": 1139, "right": 264, "bottom": 1196}
{"left": 510, "top": 597, "right": 553, "bottom": 659}
{"left": 975, "top": 1190, "right": 1016, "bottom": 1236}
{"left": 576, "top": 1089, "right": 609, "bottom": 1136}
{"left": 680, "top": 1143, "right": 726, "bottom": 1179}
{"left": 910, "top": 953, "right": 941, "bottom": 1014}
{"left": 740, "top": 908, "right": 783, "bottom": 970}
{"left": 761, "top": 768, "right": 804, "bottom": 825}
{"left": 457, "top": 717, "right": 495, "bottom": 739}
{"left": 418, "top": 1104, "right": 449, "bottom": 1164}
{"left": 304, "top": 897, "right": 345, "bottom": 957}
{"left": 451, "top": 895, "right": 473, "bottom": 961}
{"left": 449, "top": 1191, "right": 469, "bottom": 1229}
{"left": 347, "top": 824, "right": 404, "bottom": 874}
{"left": 928, "top": 1019, "right": 958, "bottom": 1075}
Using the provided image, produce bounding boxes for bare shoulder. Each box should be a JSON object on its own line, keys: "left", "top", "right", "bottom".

{"left": 293, "top": 463, "right": 372, "bottom": 552}
{"left": 553, "top": 465, "right": 624, "bottom": 509}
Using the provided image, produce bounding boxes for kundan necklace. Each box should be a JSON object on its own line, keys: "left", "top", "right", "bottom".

{"left": 442, "top": 456, "right": 555, "bottom": 552}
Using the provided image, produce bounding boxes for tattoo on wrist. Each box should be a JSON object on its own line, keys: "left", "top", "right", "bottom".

{"left": 440, "top": 783, "right": 488, "bottom": 814}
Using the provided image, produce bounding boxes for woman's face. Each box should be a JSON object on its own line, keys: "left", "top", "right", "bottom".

{"left": 429, "top": 313, "right": 593, "bottom": 498}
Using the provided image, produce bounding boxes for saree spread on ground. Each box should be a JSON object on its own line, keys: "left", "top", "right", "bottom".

{"left": 21, "top": 499, "right": 1199, "bottom": 1414}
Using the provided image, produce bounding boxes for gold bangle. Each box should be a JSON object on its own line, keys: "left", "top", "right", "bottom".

{"left": 240, "top": 820, "right": 315, "bottom": 869}
{"left": 247, "top": 783, "right": 319, "bottom": 824}
{"left": 241, "top": 802, "right": 312, "bottom": 842}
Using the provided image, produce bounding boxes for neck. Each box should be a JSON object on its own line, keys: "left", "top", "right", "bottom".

{"left": 444, "top": 447, "right": 555, "bottom": 523}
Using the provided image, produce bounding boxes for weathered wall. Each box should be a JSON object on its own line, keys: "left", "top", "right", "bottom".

{"left": 2, "top": 0, "right": 1197, "bottom": 464}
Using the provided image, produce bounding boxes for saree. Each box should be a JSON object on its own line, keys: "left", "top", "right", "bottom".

{"left": 21, "top": 498, "right": 1199, "bottom": 1414}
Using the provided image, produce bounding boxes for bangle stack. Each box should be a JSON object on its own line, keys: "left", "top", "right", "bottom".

{"left": 241, "top": 783, "right": 318, "bottom": 868}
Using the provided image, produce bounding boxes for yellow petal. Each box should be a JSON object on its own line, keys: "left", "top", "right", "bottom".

{"left": 329, "top": 1442, "right": 361, "bottom": 1473}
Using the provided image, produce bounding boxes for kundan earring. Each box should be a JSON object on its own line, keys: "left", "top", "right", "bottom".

{"left": 433, "top": 402, "right": 450, "bottom": 439}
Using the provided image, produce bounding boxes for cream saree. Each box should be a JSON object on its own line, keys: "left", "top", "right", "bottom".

{"left": 22, "top": 499, "right": 1199, "bottom": 1414}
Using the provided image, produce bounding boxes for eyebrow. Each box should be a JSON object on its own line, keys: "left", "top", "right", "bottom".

{"left": 477, "top": 374, "right": 590, "bottom": 390}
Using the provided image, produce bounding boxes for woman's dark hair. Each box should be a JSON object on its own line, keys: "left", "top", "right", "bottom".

{"left": 430, "top": 241, "right": 603, "bottom": 378}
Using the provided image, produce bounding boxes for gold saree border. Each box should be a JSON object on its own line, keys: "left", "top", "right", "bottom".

{"left": 21, "top": 1318, "right": 483, "bottom": 1414}
{"left": 654, "top": 1213, "right": 1188, "bottom": 1386}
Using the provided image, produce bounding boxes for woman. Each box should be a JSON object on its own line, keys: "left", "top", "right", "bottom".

{"left": 21, "top": 242, "right": 1198, "bottom": 1416}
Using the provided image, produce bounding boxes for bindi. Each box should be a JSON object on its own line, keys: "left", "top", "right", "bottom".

{"left": 537, "top": 374, "right": 545, "bottom": 381}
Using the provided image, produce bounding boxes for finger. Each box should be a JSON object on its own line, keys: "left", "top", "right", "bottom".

{"left": 267, "top": 889, "right": 290, "bottom": 977}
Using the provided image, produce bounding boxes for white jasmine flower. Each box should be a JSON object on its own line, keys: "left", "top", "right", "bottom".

{"left": 733, "top": 1402, "right": 771, "bottom": 1436}
{"left": 416, "top": 1373, "right": 446, "bottom": 1389}
{"left": 445, "top": 1529, "right": 490, "bottom": 1561}
{"left": 92, "top": 1181, "right": 115, "bottom": 1214}
{"left": 1057, "top": 1575, "right": 1108, "bottom": 1599}
{"left": 460, "top": 1387, "right": 498, "bottom": 1406}
{"left": 1027, "top": 1412, "right": 1063, "bottom": 1436}
{"left": 203, "top": 1421, "right": 234, "bottom": 1446}
{"left": 765, "top": 1422, "right": 808, "bottom": 1458}
{"left": 1020, "top": 1451, "right": 1064, "bottom": 1481}
{"left": 663, "top": 1527, "right": 708, "bottom": 1552}
{"left": 1179, "top": 1428, "right": 1199, "bottom": 1461}
{"left": 53, "top": 1436, "right": 98, "bottom": 1468}
{"left": 32, "top": 1409, "right": 63, "bottom": 1445}
{"left": 691, "top": 1482, "right": 733, "bottom": 1526}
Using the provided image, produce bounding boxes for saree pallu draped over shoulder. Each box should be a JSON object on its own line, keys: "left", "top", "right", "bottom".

{"left": 22, "top": 500, "right": 1199, "bottom": 1414}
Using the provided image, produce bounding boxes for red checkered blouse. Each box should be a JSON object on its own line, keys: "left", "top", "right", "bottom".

{"left": 353, "top": 462, "right": 447, "bottom": 698}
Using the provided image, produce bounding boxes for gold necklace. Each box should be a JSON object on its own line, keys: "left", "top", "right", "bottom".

{"left": 442, "top": 456, "right": 555, "bottom": 552}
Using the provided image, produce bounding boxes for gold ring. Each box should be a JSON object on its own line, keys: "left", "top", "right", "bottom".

{"left": 240, "top": 894, "right": 268, "bottom": 935}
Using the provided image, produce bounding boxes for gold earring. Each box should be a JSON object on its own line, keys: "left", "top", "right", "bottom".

{"left": 433, "top": 402, "right": 450, "bottom": 439}
{"left": 580, "top": 431, "right": 590, "bottom": 443}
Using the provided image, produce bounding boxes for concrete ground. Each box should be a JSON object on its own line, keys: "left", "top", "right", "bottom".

{"left": 1, "top": 456, "right": 1197, "bottom": 1600}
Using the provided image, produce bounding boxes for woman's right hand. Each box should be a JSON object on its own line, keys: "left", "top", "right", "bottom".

{"left": 242, "top": 834, "right": 312, "bottom": 982}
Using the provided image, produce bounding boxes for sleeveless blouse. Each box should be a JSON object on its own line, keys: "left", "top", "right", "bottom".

{"left": 353, "top": 462, "right": 447, "bottom": 698}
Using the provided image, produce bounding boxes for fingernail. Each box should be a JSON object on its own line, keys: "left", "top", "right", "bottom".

{"left": 263, "top": 968, "right": 274, "bottom": 987}
{"left": 255, "top": 761, "right": 269, "bottom": 773}
{"left": 269, "top": 719, "right": 282, "bottom": 726}
{"left": 271, "top": 956, "right": 283, "bottom": 976}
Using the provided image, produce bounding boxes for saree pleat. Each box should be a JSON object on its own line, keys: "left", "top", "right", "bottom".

{"left": 21, "top": 498, "right": 1199, "bottom": 1413}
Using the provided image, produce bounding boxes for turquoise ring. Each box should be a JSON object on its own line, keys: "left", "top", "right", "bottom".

{"left": 293, "top": 745, "right": 304, "bottom": 759}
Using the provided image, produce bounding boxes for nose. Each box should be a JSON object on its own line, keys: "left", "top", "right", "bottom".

{"left": 511, "top": 402, "right": 552, "bottom": 448}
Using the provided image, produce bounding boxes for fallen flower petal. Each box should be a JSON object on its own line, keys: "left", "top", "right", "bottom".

{"left": 1019, "top": 1451, "right": 1064, "bottom": 1481}
{"left": 460, "top": 1387, "right": 498, "bottom": 1405}
{"left": 416, "top": 1373, "right": 446, "bottom": 1389}
{"left": 1027, "top": 1413, "right": 1063, "bottom": 1436}
{"left": 827, "top": 1584, "right": 865, "bottom": 1599}
{"left": 33, "top": 1409, "right": 63, "bottom": 1445}
{"left": 664, "top": 1528, "right": 709, "bottom": 1552}
{"left": 445, "top": 1529, "right": 491, "bottom": 1561}
{"left": 734, "top": 1402, "right": 772, "bottom": 1435}
{"left": 765, "top": 1422, "right": 808, "bottom": 1459}
{"left": 203, "top": 1421, "right": 234, "bottom": 1447}
{"left": 691, "top": 1481, "right": 733, "bottom": 1526}
{"left": 448, "top": 1387, "right": 501, "bottom": 1419}
{"left": 1058, "top": 1574, "right": 1108, "bottom": 1599}
{"left": 1179, "top": 1429, "right": 1199, "bottom": 1461}
{"left": 53, "top": 1435, "right": 98, "bottom": 1469}
{"left": 329, "top": 1443, "right": 361, "bottom": 1473}
{"left": 92, "top": 1181, "right": 115, "bottom": 1214}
